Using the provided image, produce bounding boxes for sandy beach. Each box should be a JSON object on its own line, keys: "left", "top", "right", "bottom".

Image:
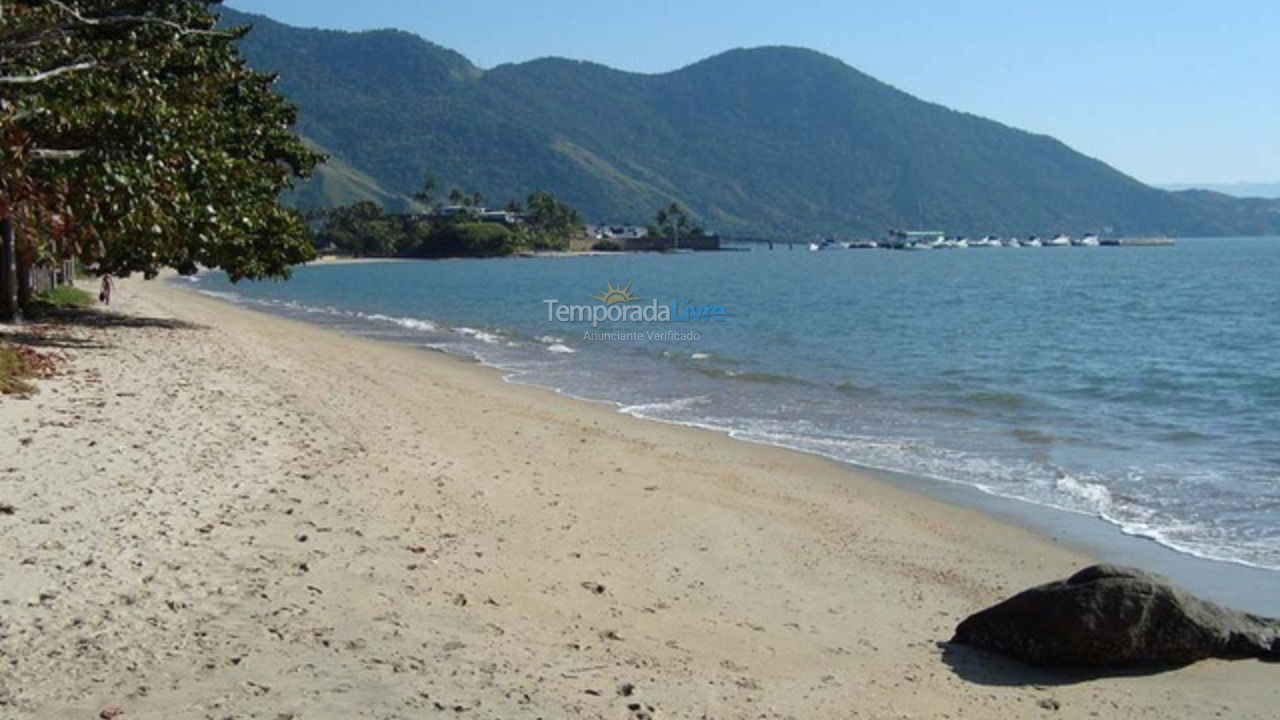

{"left": 1, "top": 275, "right": 1275, "bottom": 719}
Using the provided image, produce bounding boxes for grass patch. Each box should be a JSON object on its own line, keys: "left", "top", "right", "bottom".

{"left": 0, "top": 342, "right": 34, "bottom": 395}
{"left": 37, "top": 285, "right": 95, "bottom": 309}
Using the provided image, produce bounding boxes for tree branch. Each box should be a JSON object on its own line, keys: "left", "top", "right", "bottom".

{"left": 0, "top": 59, "right": 96, "bottom": 85}
{"left": 31, "top": 148, "right": 86, "bottom": 161}
{"left": 47, "top": 0, "right": 231, "bottom": 38}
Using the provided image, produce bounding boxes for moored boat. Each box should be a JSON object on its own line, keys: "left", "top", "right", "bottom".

{"left": 809, "top": 238, "right": 845, "bottom": 251}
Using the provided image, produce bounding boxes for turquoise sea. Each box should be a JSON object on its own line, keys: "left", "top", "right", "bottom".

{"left": 186, "top": 237, "right": 1280, "bottom": 595}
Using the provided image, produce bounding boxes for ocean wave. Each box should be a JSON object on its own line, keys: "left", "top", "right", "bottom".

{"left": 1010, "top": 427, "right": 1057, "bottom": 445}
{"left": 363, "top": 312, "right": 438, "bottom": 332}
{"left": 196, "top": 289, "right": 243, "bottom": 302}
{"left": 546, "top": 344, "right": 575, "bottom": 354}
{"left": 833, "top": 380, "right": 880, "bottom": 398}
{"left": 195, "top": 284, "right": 454, "bottom": 340}
{"left": 456, "top": 327, "right": 502, "bottom": 344}
{"left": 1055, "top": 473, "right": 1115, "bottom": 513}
{"left": 713, "top": 420, "right": 1280, "bottom": 571}
{"left": 911, "top": 403, "right": 978, "bottom": 418}
{"left": 961, "top": 389, "right": 1037, "bottom": 410}
{"left": 690, "top": 365, "right": 807, "bottom": 386}
{"left": 619, "top": 394, "right": 712, "bottom": 416}
{"left": 1154, "top": 429, "right": 1217, "bottom": 443}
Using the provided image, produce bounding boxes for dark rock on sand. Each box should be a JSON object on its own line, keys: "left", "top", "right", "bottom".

{"left": 952, "top": 564, "right": 1280, "bottom": 666}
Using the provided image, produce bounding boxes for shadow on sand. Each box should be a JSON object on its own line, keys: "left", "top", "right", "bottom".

{"left": 938, "top": 642, "right": 1192, "bottom": 687}
{"left": 3, "top": 306, "right": 206, "bottom": 350}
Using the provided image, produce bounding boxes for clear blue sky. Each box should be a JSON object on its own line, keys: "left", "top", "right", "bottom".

{"left": 224, "top": 0, "right": 1278, "bottom": 185}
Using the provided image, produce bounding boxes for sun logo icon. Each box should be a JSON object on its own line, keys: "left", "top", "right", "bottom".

{"left": 590, "top": 281, "right": 640, "bottom": 305}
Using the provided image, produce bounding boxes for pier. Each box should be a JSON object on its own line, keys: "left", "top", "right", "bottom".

{"left": 1100, "top": 237, "right": 1176, "bottom": 246}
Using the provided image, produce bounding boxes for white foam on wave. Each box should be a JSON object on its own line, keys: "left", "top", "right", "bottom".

{"left": 546, "top": 344, "right": 575, "bottom": 354}
{"left": 705, "top": 421, "right": 1280, "bottom": 570}
{"left": 536, "top": 335, "right": 564, "bottom": 345}
{"left": 363, "top": 313, "right": 437, "bottom": 332}
{"left": 456, "top": 327, "right": 502, "bottom": 344}
{"left": 1055, "top": 473, "right": 1115, "bottom": 513}
{"left": 620, "top": 394, "right": 712, "bottom": 416}
{"left": 299, "top": 303, "right": 343, "bottom": 316}
{"left": 196, "top": 289, "right": 243, "bottom": 302}
{"left": 690, "top": 353, "right": 710, "bottom": 360}
{"left": 194, "top": 283, "right": 447, "bottom": 335}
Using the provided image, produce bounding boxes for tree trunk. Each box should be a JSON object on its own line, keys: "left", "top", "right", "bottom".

{"left": 0, "top": 215, "right": 20, "bottom": 323}
{"left": 16, "top": 250, "right": 32, "bottom": 310}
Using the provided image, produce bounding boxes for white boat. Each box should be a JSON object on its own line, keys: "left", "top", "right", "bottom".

{"left": 887, "top": 230, "right": 945, "bottom": 250}
{"left": 1004, "top": 236, "right": 1021, "bottom": 247}
{"left": 1021, "top": 236, "right": 1043, "bottom": 247}
{"left": 1076, "top": 234, "right": 1101, "bottom": 247}
{"left": 809, "top": 238, "right": 845, "bottom": 251}
{"left": 1046, "top": 233, "right": 1071, "bottom": 247}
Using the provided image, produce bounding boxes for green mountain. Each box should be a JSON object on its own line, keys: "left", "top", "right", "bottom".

{"left": 284, "top": 148, "right": 421, "bottom": 213}
{"left": 221, "top": 7, "right": 1280, "bottom": 238}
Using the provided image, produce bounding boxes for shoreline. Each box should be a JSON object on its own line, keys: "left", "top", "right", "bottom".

{"left": 530, "top": 370, "right": 1280, "bottom": 613}
{"left": 185, "top": 269, "right": 1280, "bottom": 616}
{"left": 3, "top": 276, "right": 1276, "bottom": 718}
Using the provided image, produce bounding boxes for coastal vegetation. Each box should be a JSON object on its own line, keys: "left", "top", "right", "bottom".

{"left": 34, "top": 285, "right": 93, "bottom": 310}
{"left": 222, "top": 7, "right": 1280, "bottom": 239}
{"left": 314, "top": 183, "right": 584, "bottom": 258}
{"left": 649, "top": 202, "right": 707, "bottom": 240}
{"left": 1, "top": 1, "right": 321, "bottom": 321}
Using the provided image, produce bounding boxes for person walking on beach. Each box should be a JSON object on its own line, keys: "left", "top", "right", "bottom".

{"left": 99, "top": 275, "right": 114, "bottom": 305}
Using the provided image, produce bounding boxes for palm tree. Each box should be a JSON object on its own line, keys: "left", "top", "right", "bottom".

{"left": 413, "top": 174, "right": 436, "bottom": 209}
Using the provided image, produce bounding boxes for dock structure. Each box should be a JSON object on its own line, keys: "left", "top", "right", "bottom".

{"left": 1100, "top": 237, "right": 1176, "bottom": 246}
{"left": 568, "top": 234, "right": 721, "bottom": 252}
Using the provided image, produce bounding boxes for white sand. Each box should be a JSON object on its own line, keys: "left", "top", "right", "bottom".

{"left": 1, "top": 276, "right": 1274, "bottom": 719}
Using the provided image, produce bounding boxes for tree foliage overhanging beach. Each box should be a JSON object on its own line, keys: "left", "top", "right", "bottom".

{"left": 0, "top": 0, "right": 321, "bottom": 318}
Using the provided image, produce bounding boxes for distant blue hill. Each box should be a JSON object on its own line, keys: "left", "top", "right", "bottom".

{"left": 219, "top": 8, "right": 1280, "bottom": 238}
{"left": 1159, "top": 182, "right": 1280, "bottom": 200}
